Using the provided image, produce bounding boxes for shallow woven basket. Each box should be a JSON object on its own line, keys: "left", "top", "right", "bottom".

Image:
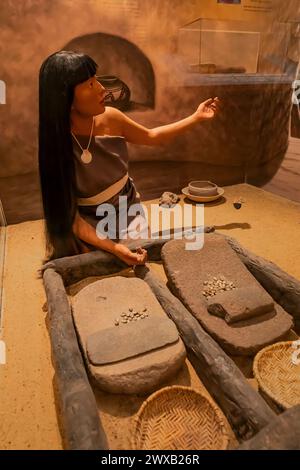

{"left": 253, "top": 341, "right": 300, "bottom": 410}
{"left": 131, "top": 385, "right": 229, "bottom": 450}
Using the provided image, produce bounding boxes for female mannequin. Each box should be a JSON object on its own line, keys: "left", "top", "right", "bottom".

{"left": 39, "top": 50, "right": 219, "bottom": 265}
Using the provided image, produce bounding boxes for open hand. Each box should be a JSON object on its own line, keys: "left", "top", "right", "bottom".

{"left": 194, "top": 97, "right": 220, "bottom": 122}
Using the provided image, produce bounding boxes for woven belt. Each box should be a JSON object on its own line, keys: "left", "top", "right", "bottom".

{"left": 77, "top": 172, "right": 129, "bottom": 206}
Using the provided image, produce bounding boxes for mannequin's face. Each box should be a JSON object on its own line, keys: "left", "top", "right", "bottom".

{"left": 72, "top": 75, "right": 106, "bottom": 116}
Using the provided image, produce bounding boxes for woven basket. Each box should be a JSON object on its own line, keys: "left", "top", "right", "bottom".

{"left": 253, "top": 341, "right": 300, "bottom": 410}
{"left": 131, "top": 385, "right": 229, "bottom": 450}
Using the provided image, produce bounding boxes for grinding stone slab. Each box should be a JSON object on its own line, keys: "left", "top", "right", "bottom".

{"left": 86, "top": 316, "right": 179, "bottom": 365}
{"left": 71, "top": 276, "right": 186, "bottom": 394}
{"left": 207, "top": 286, "right": 275, "bottom": 324}
{"left": 161, "top": 234, "right": 293, "bottom": 355}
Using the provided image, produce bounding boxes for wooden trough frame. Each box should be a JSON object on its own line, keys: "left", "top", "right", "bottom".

{"left": 40, "top": 230, "right": 300, "bottom": 450}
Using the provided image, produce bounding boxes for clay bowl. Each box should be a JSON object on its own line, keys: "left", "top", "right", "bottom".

{"left": 188, "top": 181, "right": 218, "bottom": 197}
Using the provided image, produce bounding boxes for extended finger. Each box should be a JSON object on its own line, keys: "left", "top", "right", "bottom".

{"left": 202, "top": 98, "right": 214, "bottom": 106}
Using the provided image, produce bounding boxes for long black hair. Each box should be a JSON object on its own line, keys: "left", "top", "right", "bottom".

{"left": 38, "top": 50, "right": 98, "bottom": 261}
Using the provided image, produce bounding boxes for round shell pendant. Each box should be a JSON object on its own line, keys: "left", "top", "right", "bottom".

{"left": 81, "top": 149, "right": 92, "bottom": 164}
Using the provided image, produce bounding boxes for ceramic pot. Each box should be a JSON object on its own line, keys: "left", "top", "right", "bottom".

{"left": 97, "top": 75, "right": 131, "bottom": 111}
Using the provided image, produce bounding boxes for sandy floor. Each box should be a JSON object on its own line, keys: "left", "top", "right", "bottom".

{"left": 0, "top": 183, "right": 300, "bottom": 450}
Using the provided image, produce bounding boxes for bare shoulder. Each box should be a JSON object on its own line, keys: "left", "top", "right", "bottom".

{"left": 94, "top": 106, "right": 124, "bottom": 137}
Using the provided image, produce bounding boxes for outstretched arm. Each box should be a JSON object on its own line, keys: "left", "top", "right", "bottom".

{"left": 107, "top": 97, "right": 220, "bottom": 146}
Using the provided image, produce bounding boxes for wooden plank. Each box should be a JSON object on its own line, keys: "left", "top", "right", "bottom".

{"left": 38, "top": 239, "right": 168, "bottom": 286}
{"left": 133, "top": 264, "right": 276, "bottom": 441}
{"left": 43, "top": 268, "right": 109, "bottom": 450}
{"left": 237, "top": 405, "right": 300, "bottom": 450}
{"left": 38, "top": 226, "right": 215, "bottom": 286}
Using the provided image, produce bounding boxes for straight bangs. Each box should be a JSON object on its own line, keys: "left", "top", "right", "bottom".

{"left": 67, "top": 52, "right": 98, "bottom": 87}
